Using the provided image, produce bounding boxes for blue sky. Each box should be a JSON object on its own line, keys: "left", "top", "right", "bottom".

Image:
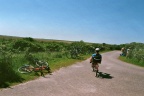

{"left": 0, "top": 0, "right": 144, "bottom": 44}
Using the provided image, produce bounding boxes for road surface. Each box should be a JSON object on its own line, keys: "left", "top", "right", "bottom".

{"left": 0, "top": 51, "right": 144, "bottom": 96}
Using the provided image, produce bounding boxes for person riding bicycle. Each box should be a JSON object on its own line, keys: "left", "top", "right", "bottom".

{"left": 90, "top": 48, "right": 102, "bottom": 73}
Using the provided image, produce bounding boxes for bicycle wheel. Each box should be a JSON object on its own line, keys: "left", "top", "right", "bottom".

{"left": 41, "top": 61, "right": 52, "bottom": 73}
{"left": 95, "top": 70, "right": 99, "bottom": 77}
{"left": 42, "top": 61, "right": 48, "bottom": 67}
{"left": 18, "top": 65, "right": 33, "bottom": 73}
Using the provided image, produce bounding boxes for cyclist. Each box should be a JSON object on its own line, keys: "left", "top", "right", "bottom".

{"left": 90, "top": 48, "right": 102, "bottom": 74}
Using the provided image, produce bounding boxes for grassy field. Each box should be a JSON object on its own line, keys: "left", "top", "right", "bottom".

{"left": 0, "top": 35, "right": 95, "bottom": 44}
{"left": 119, "top": 56, "right": 144, "bottom": 67}
{"left": 6, "top": 53, "right": 91, "bottom": 87}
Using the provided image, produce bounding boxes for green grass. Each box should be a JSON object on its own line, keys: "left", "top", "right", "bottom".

{"left": 0, "top": 51, "right": 108, "bottom": 89}
{"left": 0, "top": 53, "right": 90, "bottom": 88}
{"left": 119, "top": 56, "right": 144, "bottom": 67}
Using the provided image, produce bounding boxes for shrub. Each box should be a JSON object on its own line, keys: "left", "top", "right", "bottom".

{"left": 0, "top": 47, "right": 23, "bottom": 88}
{"left": 12, "top": 39, "right": 45, "bottom": 52}
{"left": 124, "top": 42, "right": 144, "bottom": 66}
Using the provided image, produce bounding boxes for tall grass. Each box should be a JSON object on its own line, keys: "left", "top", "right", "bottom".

{"left": 0, "top": 50, "right": 23, "bottom": 88}
{"left": 0, "top": 51, "right": 89, "bottom": 88}
{"left": 120, "top": 43, "right": 144, "bottom": 67}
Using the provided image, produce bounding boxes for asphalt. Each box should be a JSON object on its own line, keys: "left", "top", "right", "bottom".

{"left": 0, "top": 51, "right": 144, "bottom": 96}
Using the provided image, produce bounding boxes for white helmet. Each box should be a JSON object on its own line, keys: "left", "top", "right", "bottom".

{"left": 95, "top": 48, "right": 100, "bottom": 51}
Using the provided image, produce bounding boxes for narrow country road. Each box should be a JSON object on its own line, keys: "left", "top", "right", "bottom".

{"left": 1, "top": 51, "right": 144, "bottom": 96}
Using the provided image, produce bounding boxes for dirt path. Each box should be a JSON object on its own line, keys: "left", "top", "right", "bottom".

{"left": 1, "top": 51, "right": 144, "bottom": 96}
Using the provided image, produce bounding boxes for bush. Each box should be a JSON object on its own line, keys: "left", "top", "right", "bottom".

{"left": 46, "top": 42, "right": 65, "bottom": 52}
{"left": 12, "top": 39, "right": 45, "bottom": 52}
{"left": 123, "top": 42, "right": 144, "bottom": 66}
{"left": 0, "top": 48, "right": 23, "bottom": 88}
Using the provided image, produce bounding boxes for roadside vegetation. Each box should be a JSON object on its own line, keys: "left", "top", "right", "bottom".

{"left": 0, "top": 36, "right": 121, "bottom": 88}
{"left": 119, "top": 42, "right": 144, "bottom": 67}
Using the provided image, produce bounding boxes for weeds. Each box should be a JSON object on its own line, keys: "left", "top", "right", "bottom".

{"left": 120, "top": 42, "right": 144, "bottom": 67}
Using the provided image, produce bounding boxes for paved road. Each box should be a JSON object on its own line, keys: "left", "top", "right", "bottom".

{"left": 1, "top": 51, "right": 144, "bottom": 96}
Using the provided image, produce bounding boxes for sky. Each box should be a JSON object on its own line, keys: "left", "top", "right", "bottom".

{"left": 0, "top": 0, "right": 144, "bottom": 44}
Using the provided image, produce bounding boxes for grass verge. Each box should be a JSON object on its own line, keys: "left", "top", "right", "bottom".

{"left": 1, "top": 51, "right": 108, "bottom": 89}
{"left": 0, "top": 54, "right": 91, "bottom": 89}
{"left": 119, "top": 56, "right": 144, "bottom": 67}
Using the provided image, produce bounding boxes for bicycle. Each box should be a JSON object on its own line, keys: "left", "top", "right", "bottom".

{"left": 18, "top": 59, "right": 52, "bottom": 76}
{"left": 91, "top": 62, "right": 100, "bottom": 77}
{"left": 95, "top": 68, "right": 99, "bottom": 77}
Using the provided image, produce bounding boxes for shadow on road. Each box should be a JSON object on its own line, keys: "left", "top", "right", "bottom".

{"left": 97, "top": 72, "right": 114, "bottom": 79}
